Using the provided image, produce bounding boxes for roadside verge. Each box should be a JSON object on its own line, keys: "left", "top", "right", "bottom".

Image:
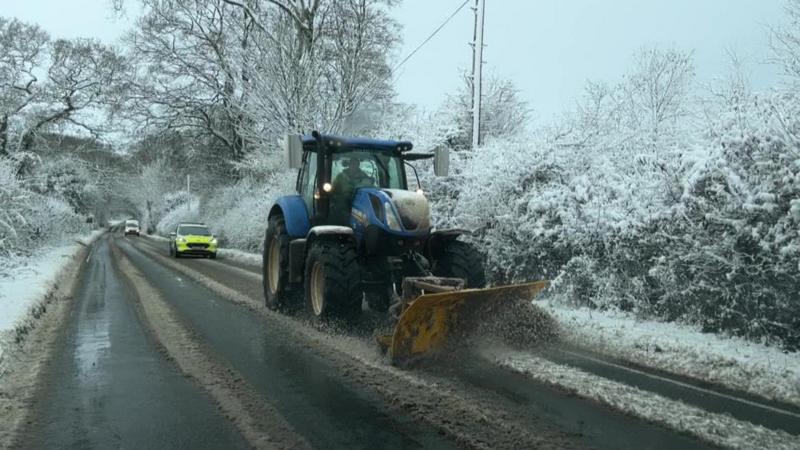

{"left": 540, "top": 301, "right": 800, "bottom": 408}
{"left": 0, "top": 228, "right": 105, "bottom": 448}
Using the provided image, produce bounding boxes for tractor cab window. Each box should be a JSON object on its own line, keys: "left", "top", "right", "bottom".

{"left": 331, "top": 150, "right": 405, "bottom": 191}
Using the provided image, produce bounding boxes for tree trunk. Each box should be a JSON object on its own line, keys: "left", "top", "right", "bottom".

{"left": 0, "top": 115, "right": 8, "bottom": 157}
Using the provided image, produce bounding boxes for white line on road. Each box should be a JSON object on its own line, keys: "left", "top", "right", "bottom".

{"left": 560, "top": 349, "right": 800, "bottom": 420}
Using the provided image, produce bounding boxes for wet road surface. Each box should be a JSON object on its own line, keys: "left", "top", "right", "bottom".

{"left": 22, "top": 236, "right": 248, "bottom": 450}
{"left": 116, "top": 237, "right": 456, "bottom": 450}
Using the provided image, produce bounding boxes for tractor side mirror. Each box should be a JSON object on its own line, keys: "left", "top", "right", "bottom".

{"left": 433, "top": 146, "right": 449, "bottom": 177}
{"left": 285, "top": 134, "right": 303, "bottom": 170}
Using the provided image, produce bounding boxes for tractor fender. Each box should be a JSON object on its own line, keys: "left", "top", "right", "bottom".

{"left": 270, "top": 195, "right": 311, "bottom": 238}
{"left": 426, "top": 228, "right": 470, "bottom": 259}
{"left": 286, "top": 227, "right": 355, "bottom": 282}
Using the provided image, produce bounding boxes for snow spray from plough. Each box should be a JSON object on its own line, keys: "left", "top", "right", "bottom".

{"left": 378, "top": 279, "right": 550, "bottom": 364}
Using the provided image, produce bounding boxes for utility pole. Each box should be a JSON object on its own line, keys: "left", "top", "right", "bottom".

{"left": 471, "top": 0, "right": 486, "bottom": 149}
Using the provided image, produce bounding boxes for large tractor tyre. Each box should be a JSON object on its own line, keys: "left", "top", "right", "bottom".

{"left": 432, "top": 241, "right": 487, "bottom": 288}
{"left": 263, "top": 215, "right": 296, "bottom": 311}
{"left": 304, "top": 240, "right": 363, "bottom": 323}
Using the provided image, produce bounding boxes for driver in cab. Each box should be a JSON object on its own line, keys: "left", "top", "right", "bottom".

{"left": 330, "top": 155, "right": 374, "bottom": 225}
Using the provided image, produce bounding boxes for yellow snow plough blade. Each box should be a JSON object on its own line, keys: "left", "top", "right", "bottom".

{"left": 384, "top": 281, "right": 549, "bottom": 364}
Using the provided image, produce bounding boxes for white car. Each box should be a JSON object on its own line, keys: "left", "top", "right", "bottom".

{"left": 124, "top": 220, "right": 141, "bottom": 237}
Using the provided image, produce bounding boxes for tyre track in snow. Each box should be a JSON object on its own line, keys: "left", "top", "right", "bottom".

{"left": 126, "top": 235, "right": 724, "bottom": 449}
{"left": 111, "top": 242, "right": 311, "bottom": 449}
{"left": 534, "top": 344, "right": 800, "bottom": 435}
{"left": 486, "top": 348, "right": 800, "bottom": 449}
{"left": 120, "top": 235, "right": 582, "bottom": 449}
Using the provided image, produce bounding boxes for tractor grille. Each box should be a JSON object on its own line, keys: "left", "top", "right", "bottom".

{"left": 188, "top": 243, "right": 208, "bottom": 249}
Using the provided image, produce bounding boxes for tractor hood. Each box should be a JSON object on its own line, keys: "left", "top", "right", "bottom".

{"left": 383, "top": 189, "right": 431, "bottom": 232}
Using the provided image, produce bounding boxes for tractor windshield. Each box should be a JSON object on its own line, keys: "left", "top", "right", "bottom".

{"left": 331, "top": 150, "right": 405, "bottom": 190}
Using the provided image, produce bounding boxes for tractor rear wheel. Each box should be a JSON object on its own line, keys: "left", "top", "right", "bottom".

{"left": 304, "top": 240, "right": 362, "bottom": 323}
{"left": 432, "top": 241, "right": 487, "bottom": 288}
{"left": 263, "top": 215, "right": 296, "bottom": 310}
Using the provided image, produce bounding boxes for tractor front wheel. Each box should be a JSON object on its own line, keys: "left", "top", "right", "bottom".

{"left": 263, "top": 215, "right": 296, "bottom": 310}
{"left": 304, "top": 240, "right": 362, "bottom": 323}
{"left": 432, "top": 241, "right": 487, "bottom": 288}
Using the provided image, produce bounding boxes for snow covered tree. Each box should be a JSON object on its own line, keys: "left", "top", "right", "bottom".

{"left": 0, "top": 17, "right": 127, "bottom": 160}
{"left": 19, "top": 38, "right": 128, "bottom": 152}
{"left": 442, "top": 75, "right": 531, "bottom": 150}
{"left": 620, "top": 47, "right": 695, "bottom": 153}
{"left": 771, "top": 0, "right": 800, "bottom": 80}
{"left": 0, "top": 17, "right": 49, "bottom": 156}
{"left": 127, "top": 0, "right": 252, "bottom": 163}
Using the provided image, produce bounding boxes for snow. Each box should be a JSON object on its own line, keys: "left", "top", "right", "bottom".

{"left": 309, "top": 225, "right": 353, "bottom": 235}
{"left": 487, "top": 348, "right": 800, "bottom": 450}
{"left": 143, "top": 232, "right": 169, "bottom": 243}
{"left": 539, "top": 301, "right": 800, "bottom": 407}
{"left": 0, "top": 229, "right": 105, "bottom": 366}
{"left": 217, "top": 248, "right": 261, "bottom": 267}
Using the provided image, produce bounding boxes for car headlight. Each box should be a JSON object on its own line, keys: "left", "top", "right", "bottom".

{"left": 383, "top": 202, "right": 403, "bottom": 231}
{"left": 210, "top": 238, "right": 218, "bottom": 245}
{"left": 177, "top": 237, "right": 187, "bottom": 243}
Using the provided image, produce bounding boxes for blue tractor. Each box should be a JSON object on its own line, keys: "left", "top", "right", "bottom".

{"left": 263, "top": 132, "right": 547, "bottom": 362}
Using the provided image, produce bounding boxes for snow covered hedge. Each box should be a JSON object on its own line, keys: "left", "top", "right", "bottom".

{"left": 434, "top": 92, "right": 800, "bottom": 350}
{"left": 199, "top": 173, "right": 294, "bottom": 252}
{"left": 0, "top": 158, "right": 87, "bottom": 262}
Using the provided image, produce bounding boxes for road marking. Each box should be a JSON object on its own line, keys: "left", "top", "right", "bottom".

{"left": 559, "top": 349, "right": 800, "bottom": 420}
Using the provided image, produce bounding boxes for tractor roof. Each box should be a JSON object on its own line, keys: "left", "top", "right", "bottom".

{"left": 301, "top": 134, "right": 413, "bottom": 153}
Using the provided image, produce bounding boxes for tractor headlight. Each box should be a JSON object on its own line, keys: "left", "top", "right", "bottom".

{"left": 383, "top": 202, "right": 403, "bottom": 231}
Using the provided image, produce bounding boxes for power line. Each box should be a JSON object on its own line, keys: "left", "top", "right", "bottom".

{"left": 392, "top": 0, "right": 471, "bottom": 73}
{"left": 350, "top": 0, "right": 470, "bottom": 115}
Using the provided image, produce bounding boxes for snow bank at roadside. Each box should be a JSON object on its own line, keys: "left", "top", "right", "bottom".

{"left": 0, "top": 229, "right": 105, "bottom": 365}
{"left": 487, "top": 349, "right": 800, "bottom": 450}
{"left": 217, "top": 248, "right": 260, "bottom": 267}
{"left": 539, "top": 300, "right": 800, "bottom": 407}
{"left": 143, "top": 233, "right": 169, "bottom": 243}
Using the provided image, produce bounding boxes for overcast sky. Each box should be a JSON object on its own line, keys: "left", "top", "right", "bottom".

{"left": 2, "top": 0, "right": 790, "bottom": 123}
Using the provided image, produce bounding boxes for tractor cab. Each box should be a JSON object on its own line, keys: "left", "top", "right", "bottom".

{"left": 287, "top": 132, "right": 448, "bottom": 256}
